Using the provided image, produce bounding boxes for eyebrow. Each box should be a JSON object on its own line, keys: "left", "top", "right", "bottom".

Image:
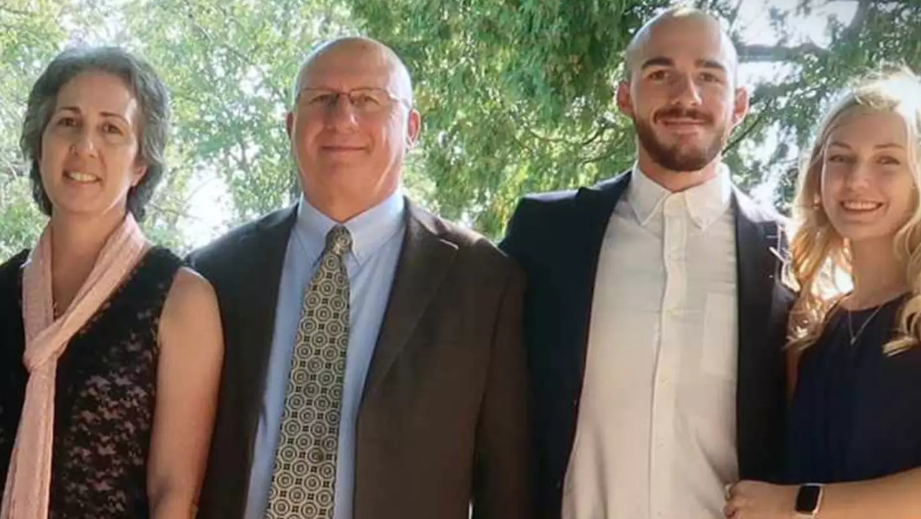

{"left": 55, "top": 106, "right": 130, "bottom": 124}
{"left": 697, "top": 59, "right": 727, "bottom": 73}
{"left": 640, "top": 57, "right": 674, "bottom": 70}
{"left": 827, "top": 141, "right": 905, "bottom": 150}
{"left": 639, "top": 57, "right": 728, "bottom": 73}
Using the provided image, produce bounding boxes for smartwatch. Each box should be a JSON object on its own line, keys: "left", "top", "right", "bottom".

{"left": 795, "top": 483, "right": 823, "bottom": 518}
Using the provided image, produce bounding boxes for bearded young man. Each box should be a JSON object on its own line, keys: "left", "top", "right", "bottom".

{"left": 500, "top": 7, "right": 793, "bottom": 519}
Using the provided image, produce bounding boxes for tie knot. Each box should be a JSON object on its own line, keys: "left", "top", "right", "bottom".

{"left": 326, "top": 225, "right": 352, "bottom": 257}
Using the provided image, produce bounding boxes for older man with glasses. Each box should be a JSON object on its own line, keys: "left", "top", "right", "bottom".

{"left": 190, "top": 37, "right": 530, "bottom": 519}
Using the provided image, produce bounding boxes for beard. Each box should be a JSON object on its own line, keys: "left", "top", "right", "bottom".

{"left": 634, "top": 108, "right": 728, "bottom": 172}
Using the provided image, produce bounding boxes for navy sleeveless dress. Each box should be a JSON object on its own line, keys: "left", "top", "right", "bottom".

{"left": 784, "top": 295, "right": 921, "bottom": 483}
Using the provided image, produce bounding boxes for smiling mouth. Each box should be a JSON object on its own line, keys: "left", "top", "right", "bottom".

{"left": 64, "top": 171, "right": 101, "bottom": 184}
{"left": 659, "top": 117, "right": 708, "bottom": 127}
{"left": 322, "top": 145, "right": 365, "bottom": 151}
{"left": 840, "top": 200, "right": 884, "bottom": 212}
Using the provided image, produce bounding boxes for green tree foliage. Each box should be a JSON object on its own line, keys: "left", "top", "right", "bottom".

{"left": 0, "top": 1, "right": 68, "bottom": 259}
{"left": 350, "top": 0, "right": 921, "bottom": 233}
{"left": 123, "top": 0, "right": 355, "bottom": 223}
{"left": 0, "top": 0, "right": 918, "bottom": 258}
{"left": 349, "top": 0, "right": 668, "bottom": 233}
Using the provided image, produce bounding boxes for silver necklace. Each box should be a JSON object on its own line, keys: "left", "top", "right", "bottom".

{"left": 846, "top": 303, "right": 886, "bottom": 346}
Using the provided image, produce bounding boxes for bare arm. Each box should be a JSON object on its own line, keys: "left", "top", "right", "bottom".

{"left": 819, "top": 469, "right": 921, "bottom": 519}
{"left": 148, "top": 267, "right": 224, "bottom": 519}
{"left": 725, "top": 469, "right": 921, "bottom": 519}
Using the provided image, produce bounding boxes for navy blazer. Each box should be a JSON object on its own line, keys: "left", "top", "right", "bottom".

{"left": 500, "top": 172, "right": 793, "bottom": 519}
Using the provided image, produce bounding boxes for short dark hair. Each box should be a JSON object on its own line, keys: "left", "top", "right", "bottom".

{"left": 21, "top": 46, "right": 171, "bottom": 220}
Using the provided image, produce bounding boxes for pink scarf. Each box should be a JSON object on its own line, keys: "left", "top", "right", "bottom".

{"left": 1, "top": 215, "right": 149, "bottom": 519}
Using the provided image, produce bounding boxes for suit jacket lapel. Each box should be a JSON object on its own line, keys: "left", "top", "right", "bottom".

{"left": 361, "top": 201, "right": 458, "bottom": 402}
{"left": 238, "top": 205, "right": 298, "bottom": 447}
{"left": 569, "top": 174, "right": 632, "bottom": 378}
{"left": 734, "top": 191, "right": 774, "bottom": 359}
{"left": 535, "top": 174, "right": 630, "bottom": 489}
{"left": 733, "top": 191, "right": 785, "bottom": 479}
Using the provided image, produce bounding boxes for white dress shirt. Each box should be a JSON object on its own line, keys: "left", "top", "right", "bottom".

{"left": 562, "top": 165, "right": 740, "bottom": 519}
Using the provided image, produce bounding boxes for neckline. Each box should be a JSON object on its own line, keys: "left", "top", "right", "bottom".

{"left": 839, "top": 292, "right": 909, "bottom": 314}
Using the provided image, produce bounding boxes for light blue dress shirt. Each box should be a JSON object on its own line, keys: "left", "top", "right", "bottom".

{"left": 244, "top": 191, "right": 406, "bottom": 519}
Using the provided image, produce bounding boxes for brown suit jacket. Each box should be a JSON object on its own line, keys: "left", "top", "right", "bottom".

{"left": 189, "top": 199, "right": 530, "bottom": 519}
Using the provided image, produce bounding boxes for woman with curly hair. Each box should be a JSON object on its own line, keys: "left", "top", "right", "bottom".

{"left": 725, "top": 70, "right": 921, "bottom": 518}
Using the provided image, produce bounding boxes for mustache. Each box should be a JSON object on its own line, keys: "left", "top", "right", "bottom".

{"left": 654, "top": 108, "right": 713, "bottom": 124}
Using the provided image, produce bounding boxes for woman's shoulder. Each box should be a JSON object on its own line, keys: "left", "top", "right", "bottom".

{"left": 0, "top": 249, "right": 30, "bottom": 289}
{"left": 127, "top": 246, "right": 184, "bottom": 292}
{"left": 142, "top": 246, "right": 183, "bottom": 272}
{"left": 0, "top": 249, "right": 30, "bottom": 269}
{"left": 158, "top": 266, "right": 222, "bottom": 356}
{"left": 163, "top": 266, "right": 218, "bottom": 318}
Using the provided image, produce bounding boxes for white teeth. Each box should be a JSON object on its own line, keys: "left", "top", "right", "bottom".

{"left": 65, "top": 171, "right": 99, "bottom": 183}
{"left": 842, "top": 201, "right": 881, "bottom": 211}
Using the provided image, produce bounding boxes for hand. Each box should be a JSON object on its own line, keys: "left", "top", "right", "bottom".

{"left": 723, "top": 480, "right": 798, "bottom": 519}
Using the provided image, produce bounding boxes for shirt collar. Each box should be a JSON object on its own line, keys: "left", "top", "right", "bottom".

{"left": 294, "top": 189, "right": 406, "bottom": 267}
{"left": 627, "top": 163, "right": 732, "bottom": 229}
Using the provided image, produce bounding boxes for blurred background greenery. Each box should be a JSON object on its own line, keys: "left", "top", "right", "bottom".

{"left": 1, "top": 0, "right": 917, "bottom": 257}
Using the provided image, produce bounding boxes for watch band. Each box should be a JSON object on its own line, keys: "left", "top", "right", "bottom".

{"left": 795, "top": 483, "right": 824, "bottom": 518}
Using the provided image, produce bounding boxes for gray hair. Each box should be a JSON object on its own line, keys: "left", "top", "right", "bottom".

{"left": 21, "top": 46, "right": 171, "bottom": 220}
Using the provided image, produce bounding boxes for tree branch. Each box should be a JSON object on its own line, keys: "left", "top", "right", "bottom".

{"left": 578, "top": 135, "right": 630, "bottom": 167}
{"left": 726, "top": 0, "right": 746, "bottom": 29}
{"left": 725, "top": 110, "right": 769, "bottom": 153}
{"left": 737, "top": 41, "right": 827, "bottom": 62}
{"left": 182, "top": 0, "right": 289, "bottom": 106}
{"left": 846, "top": 0, "right": 873, "bottom": 40}
{"left": 0, "top": 5, "right": 33, "bottom": 16}
{"left": 736, "top": 0, "right": 873, "bottom": 63}
{"left": 521, "top": 120, "right": 615, "bottom": 147}
{"left": 0, "top": 152, "right": 22, "bottom": 178}
{"left": 147, "top": 201, "right": 201, "bottom": 221}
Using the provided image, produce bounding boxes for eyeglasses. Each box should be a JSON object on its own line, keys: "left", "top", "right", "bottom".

{"left": 297, "top": 87, "right": 412, "bottom": 115}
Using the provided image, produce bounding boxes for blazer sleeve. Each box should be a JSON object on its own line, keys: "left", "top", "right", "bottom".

{"left": 498, "top": 197, "right": 533, "bottom": 266}
{"left": 472, "top": 264, "right": 532, "bottom": 519}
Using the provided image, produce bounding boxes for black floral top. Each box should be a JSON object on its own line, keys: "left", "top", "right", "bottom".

{"left": 0, "top": 247, "right": 181, "bottom": 518}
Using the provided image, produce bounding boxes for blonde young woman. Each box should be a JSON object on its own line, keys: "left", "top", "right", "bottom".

{"left": 724, "top": 71, "right": 921, "bottom": 518}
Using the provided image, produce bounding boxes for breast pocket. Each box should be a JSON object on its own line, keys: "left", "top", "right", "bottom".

{"left": 701, "top": 293, "right": 738, "bottom": 380}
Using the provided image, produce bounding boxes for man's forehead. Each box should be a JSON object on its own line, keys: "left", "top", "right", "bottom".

{"left": 302, "top": 63, "right": 392, "bottom": 86}
{"left": 638, "top": 19, "right": 732, "bottom": 64}
{"left": 297, "top": 43, "right": 410, "bottom": 94}
{"left": 626, "top": 11, "right": 738, "bottom": 76}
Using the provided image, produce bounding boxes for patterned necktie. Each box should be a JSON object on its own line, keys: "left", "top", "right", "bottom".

{"left": 267, "top": 225, "right": 352, "bottom": 519}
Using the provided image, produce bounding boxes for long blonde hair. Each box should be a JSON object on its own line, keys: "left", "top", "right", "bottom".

{"left": 785, "top": 69, "right": 921, "bottom": 355}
